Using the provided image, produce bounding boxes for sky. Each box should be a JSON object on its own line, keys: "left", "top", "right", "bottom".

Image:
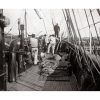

{"left": 4, "top": 9, "right": 66, "bottom": 37}
{"left": 3, "top": 9, "right": 100, "bottom": 38}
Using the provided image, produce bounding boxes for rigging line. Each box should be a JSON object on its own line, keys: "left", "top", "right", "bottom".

{"left": 59, "top": 10, "right": 65, "bottom": 28}
{"left": 64, "top": 9, "right": 75, "bottom": 40}
{"left": 27, "top": 13, "right": 37, "bottom": 29}
{"left": 68, "top": 10, "right": 79, "bottom": 39}
{"left": 77, "top": 9, "right": 100, "bottom": 82}
{"left": 62, "top": 9, "right": 71, "bottom": 39}
{"left": 68, "top": 10, "right": 84, "bottom": 68}
{"left": 77, "top": 10, "right": 87, "bottom": 36}
{"left": 6, "top": 19, "right": 18, "bottom": 34}
{"left": 6, "top": 10, "right": 25, "bottom": 35}
{"left": 63, "top": 23, "right": 69, "bottom": 38}
{"left": 50, "top": 10, "right": 55, "bottom": 30}
{"left": 27, "top": 11, "right": 43, "bottom": 36}
{"left": 67, "top": 9, "right": 78, "bottom": 40}
{"left": 89, "top": 9, "right": 100, "bottom": 45}
{"left": 34, "top": 9, "right": 42, "bottom": 19}
{"left": 34, "top": 9, "right": 48, "bottom": 35}
{"left": 97, "top": 9, "right": 100, "bottom": 16}
{"left": 87, "top": 9, "right": 95, "bottom": 18}
{"left": 84, "top": 9, "right": 100, "bottom": 69}
{"left": 41, "top": 10, "right": 59, "bottom": 35}
{"left": 63, "top": 9, "right": 83, "bottom": 68}
{"left": 62, "top": 9, "right": 75, "bottom": 42}
{"left": 42, "top": 19, "right": 47, "bottom": 35}
{"left": 88, "top": 56, "right": 100, "bottom": 76}
{"left": 72, "top": 9, "right": 96, "bottom": 85}
{"left": 61, "top": 10, "right": 66, "bottom": 38}
{"left": 24, "top": 9, "right": 42, "bottom": 36}
{"left": 79, "top": 20, "right": 100, "bottom": 30}
{"left": 84, "top": 9, "right": 96, "bottom": 53}
{"left": 39, "top": 9, "right": 46, "bottom": 18}
{"left": 77, "top": 9, "right": 91, "bottom": 50}
{"left": 61, "top": 21, "right": 68, "bottom": 38}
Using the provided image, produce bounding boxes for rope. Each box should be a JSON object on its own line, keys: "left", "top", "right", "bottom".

{"left": 77, "top": 10, "right": 88, "bottom": 36}
{"left": 72, "top": 9, "right": 96, "bottom": 85}
{"left": 6, "top": 10, "right": 25, "bottom": 35}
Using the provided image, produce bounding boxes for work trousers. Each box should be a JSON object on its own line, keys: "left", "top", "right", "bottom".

{"left": 31, "top": 48, "right": 38, "bottom": 64}
{"left": 55, "top": 32, "right": 59, "bottom": 38}
{"left": 48, "top": 43, "right": 56, "bottom": 54}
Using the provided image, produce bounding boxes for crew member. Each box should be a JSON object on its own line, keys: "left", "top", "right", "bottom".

{"left": 45, "top": 34, "right": 49, "bottom": 52}
{"left": 30, "top": 34, "right": 38, "bottom": 65}
{"left": 48, "top": 34, "right": 56, "bottom": 54}
{"left": 54, "top": 23, "right": 60, "bottom": 38}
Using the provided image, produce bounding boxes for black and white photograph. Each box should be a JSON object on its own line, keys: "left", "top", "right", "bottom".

{"left": 1, "top": 0, "right": 100, "bottom": 98}
{"left": 0, "top": 8, "right": 100, "bottom": 91}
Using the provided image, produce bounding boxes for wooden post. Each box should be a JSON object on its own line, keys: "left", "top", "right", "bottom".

{"left": 18, "top": 24, "right": 25, "bottom": 73}
{"left": 25, "top": 10, "right": 27, "bottom": 38}
{"left": 0, "top": 9, "right": 4, "bottom": 71}
{"left": 20, "top": 24, "right": 24, "bottom": 49}
{"left": 89, "top": 30, "right": 92, "bottom": 54}
{"left": 18, "top": 19, "right": 21, "bottom": 36}
{"left": 0, "top": 9, "right": 7, "bottom": 90}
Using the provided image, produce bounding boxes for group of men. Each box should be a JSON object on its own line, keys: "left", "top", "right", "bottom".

{"left": 29, "top": 23, "right": 60, "bottom": 65}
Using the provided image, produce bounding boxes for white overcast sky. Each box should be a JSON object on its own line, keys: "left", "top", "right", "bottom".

{"left": 3, "top": 9, "right": 100, "bottom": 38}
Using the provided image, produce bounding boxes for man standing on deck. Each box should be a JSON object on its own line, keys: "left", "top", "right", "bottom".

{"left": 30, "top": 34, "right": 38, "bottom": 65}
{"left": 48, "top": 34, "right": 56, "bottom": 54}
{"left": 54, "top": 23, "right": 60, "bottom": 38}
{"left": 45, "top": 34, "right": 49, "bottom": 52}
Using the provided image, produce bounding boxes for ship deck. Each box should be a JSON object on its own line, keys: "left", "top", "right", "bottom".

{"left": 7, "top": 64, "right": 78, "bottom": 91}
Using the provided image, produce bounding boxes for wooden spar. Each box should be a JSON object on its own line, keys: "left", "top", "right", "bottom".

{"left": 25, "top": 9, "right": 27, "bottom": 38}
{"left": 18, "top": 18, "right": 21, "bottom": 36}
{"left": 0, "top": 9, "right": 4, "bottom": 70}
{"left": 90, "top": 31, "right": 92, "bottom": 54}
{"left": 20, "top": 24, "right": 24, "bottom": 49}
{"left": 0, "top": 9, "right": 8, "bottom": 90}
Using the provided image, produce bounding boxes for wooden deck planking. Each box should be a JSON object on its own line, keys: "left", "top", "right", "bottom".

{"left": 7, "top": 65, "right": 78, "bottom": 91}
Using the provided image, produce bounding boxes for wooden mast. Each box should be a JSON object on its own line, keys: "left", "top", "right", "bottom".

{"left": 25, "top": 9, "right": 27, "bottom": 38}
{"left": 18, "top": 18, "right": 21, "bottom": 36}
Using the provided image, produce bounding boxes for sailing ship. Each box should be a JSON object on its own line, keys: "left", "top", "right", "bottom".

{"left": 0, "top": 9, "right": 100, "bottom": 91}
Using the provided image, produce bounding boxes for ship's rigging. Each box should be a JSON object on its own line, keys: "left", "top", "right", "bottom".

{"left": 1, "top": 9, "right": 100, "bottom": 91}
